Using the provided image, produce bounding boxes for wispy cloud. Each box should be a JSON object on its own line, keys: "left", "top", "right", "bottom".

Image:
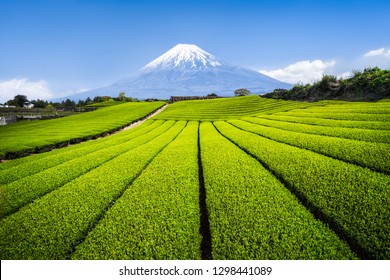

{"left": 361, "top": 47, "right": 390, "bottom": 69}
{"left": 364, "top": 48, "right": 386, "bottom": 57}
{"left": 0, "top": 79, "right": 53, "bottom": 103}
{"left": 259, "top": 60, "right": 336, "bottom": 84}
{"left": 363, "top": 47, "right": 390, "bottom": 58}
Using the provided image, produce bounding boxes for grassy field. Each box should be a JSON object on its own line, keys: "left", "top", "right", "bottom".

{"left": 0, "top": 101, "right": 165, "bottom": 159}
{"left": 85, "top": 99, "right": 128, "bottom": 107}
{"left": 0, "top": 95, "right": 389, "bottom": 260}
{"left": 155, "top": 95, "right": 319, "bottom": 120}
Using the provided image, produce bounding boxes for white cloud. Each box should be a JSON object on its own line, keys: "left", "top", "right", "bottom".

{"left": 363, "top": 47, "right": 390, "bottom": 59}
{"left": 338, "top": 72, "right": 352, "bottom": 79}
{"left": 364, "top": 48, "right": 385, "bottom": 57}
{"left": 259, "top": 60, "right": 336, "bottom": 84}
{"left": 361, "top": 47, "right": 390, "bottom": 69}
{"left": 0, "top": 78, "right": 53, "bottom": 103}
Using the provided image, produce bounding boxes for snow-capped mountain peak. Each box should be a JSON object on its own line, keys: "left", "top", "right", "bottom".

{"left": 141, "top": 43, "right": 222, "bottom": 71}
{"left": 59, "top": 43, "right": 292, "bottom": 101}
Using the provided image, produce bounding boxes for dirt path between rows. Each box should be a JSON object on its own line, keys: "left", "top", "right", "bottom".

{"left": 121, "top": 103, "right": 168, "bottom": 131}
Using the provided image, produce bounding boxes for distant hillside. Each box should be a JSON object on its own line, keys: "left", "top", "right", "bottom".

{"left": 264, "top": 67, "right": 390, "bottom": 102}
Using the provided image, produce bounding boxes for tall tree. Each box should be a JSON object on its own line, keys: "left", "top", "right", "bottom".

{"left": 33, "top": 99, "right": 48, "bottom": 108}
{"left": 234, "top": 88, "right": 250, "bottom": 97}
{"left": 85, "top": 97, "right": 93, "bottom": 104}
{"left": 7, "top": 95, "right": 29, "bottom": 107}
{"left": 118, "top": 92, "right": 126, "bottom": 101}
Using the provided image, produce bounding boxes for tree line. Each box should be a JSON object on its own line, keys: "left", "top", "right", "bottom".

{"left": 264, "top": 67, "right": 390, "bottom": 102}
{"left": 2, "top": 92, "right": 141, "bottom": 110}
{"left": 3, "top": 88, "right": 253, "bottom": 110}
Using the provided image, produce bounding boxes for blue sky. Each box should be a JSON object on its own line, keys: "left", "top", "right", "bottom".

{"left": 1, "top": 0, "right": 390, "bottom": 102}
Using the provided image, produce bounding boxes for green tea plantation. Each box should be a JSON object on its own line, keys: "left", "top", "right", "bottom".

{"left": 1, "top": 96, "right": 389, "bottom": 260}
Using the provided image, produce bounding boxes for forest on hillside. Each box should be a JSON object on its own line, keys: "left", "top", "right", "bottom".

{"left": 264, "top": 67, "right": 390, "bottom": 102}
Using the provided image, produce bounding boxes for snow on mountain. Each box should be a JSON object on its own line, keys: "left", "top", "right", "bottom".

{"left": 142, "top": 44, "right": 222, "bottom": 71}
{"left": 60, "top": 44, "right": 291, "bottom": 101}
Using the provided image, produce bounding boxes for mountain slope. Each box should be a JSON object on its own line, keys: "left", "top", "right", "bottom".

{"left": 63, "top": 44, "right": 291, "bottom": 101}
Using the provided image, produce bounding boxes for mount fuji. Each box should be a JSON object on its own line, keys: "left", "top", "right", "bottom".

{"left": 64, "top": 44, "right": 291, "bottom": 100}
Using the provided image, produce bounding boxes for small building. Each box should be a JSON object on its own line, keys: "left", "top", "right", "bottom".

{"left": 23, "top": 102, "right": 34, "bottom": 109}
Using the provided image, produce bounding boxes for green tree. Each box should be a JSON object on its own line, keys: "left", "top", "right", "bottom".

{"left": 77, "top": 99, "right": 86, "bottom": 107}
{"left": 85, "top": 97, "right": 93, "bottom": 104}
{"left": 118, "top": 92, "right": 126, "bottom": 101}
{"left": 317, "top": 75, "right": 338, "bottom": 91}
{"left": 64, "top": 99, "right": 76, "bottom": 109}
{"left": 33, "top": 99, "right": 48, "bottom": 108}
{"left": 7, "top": 95, "right": 29, "bottom": 107}
{"left": 234, "top": 88, "right": 250, "bottom": 97}
{"left": 93, "top": 96, "right": 111, "bottom": 103}
{"left": 45, "top": 104, "right": 57, "bottom": 116}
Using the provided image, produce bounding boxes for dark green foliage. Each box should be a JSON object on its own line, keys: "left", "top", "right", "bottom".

{"left": 117, "top": 92, "right": 126, "bottom": 101}
{"left": 234, "top": 88, "right": 251, "bottom": 97}
{"left": 5, "top": 95, "right": 28, "bottom": 107}
{"left": 264, "top": 67, "right": 390, "bottom": 101}
{"left": 32, "top": 99, "right": 48, "bottom": 108}
{"left": 92, "top": 95, "right": 112, "bottom": 103}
